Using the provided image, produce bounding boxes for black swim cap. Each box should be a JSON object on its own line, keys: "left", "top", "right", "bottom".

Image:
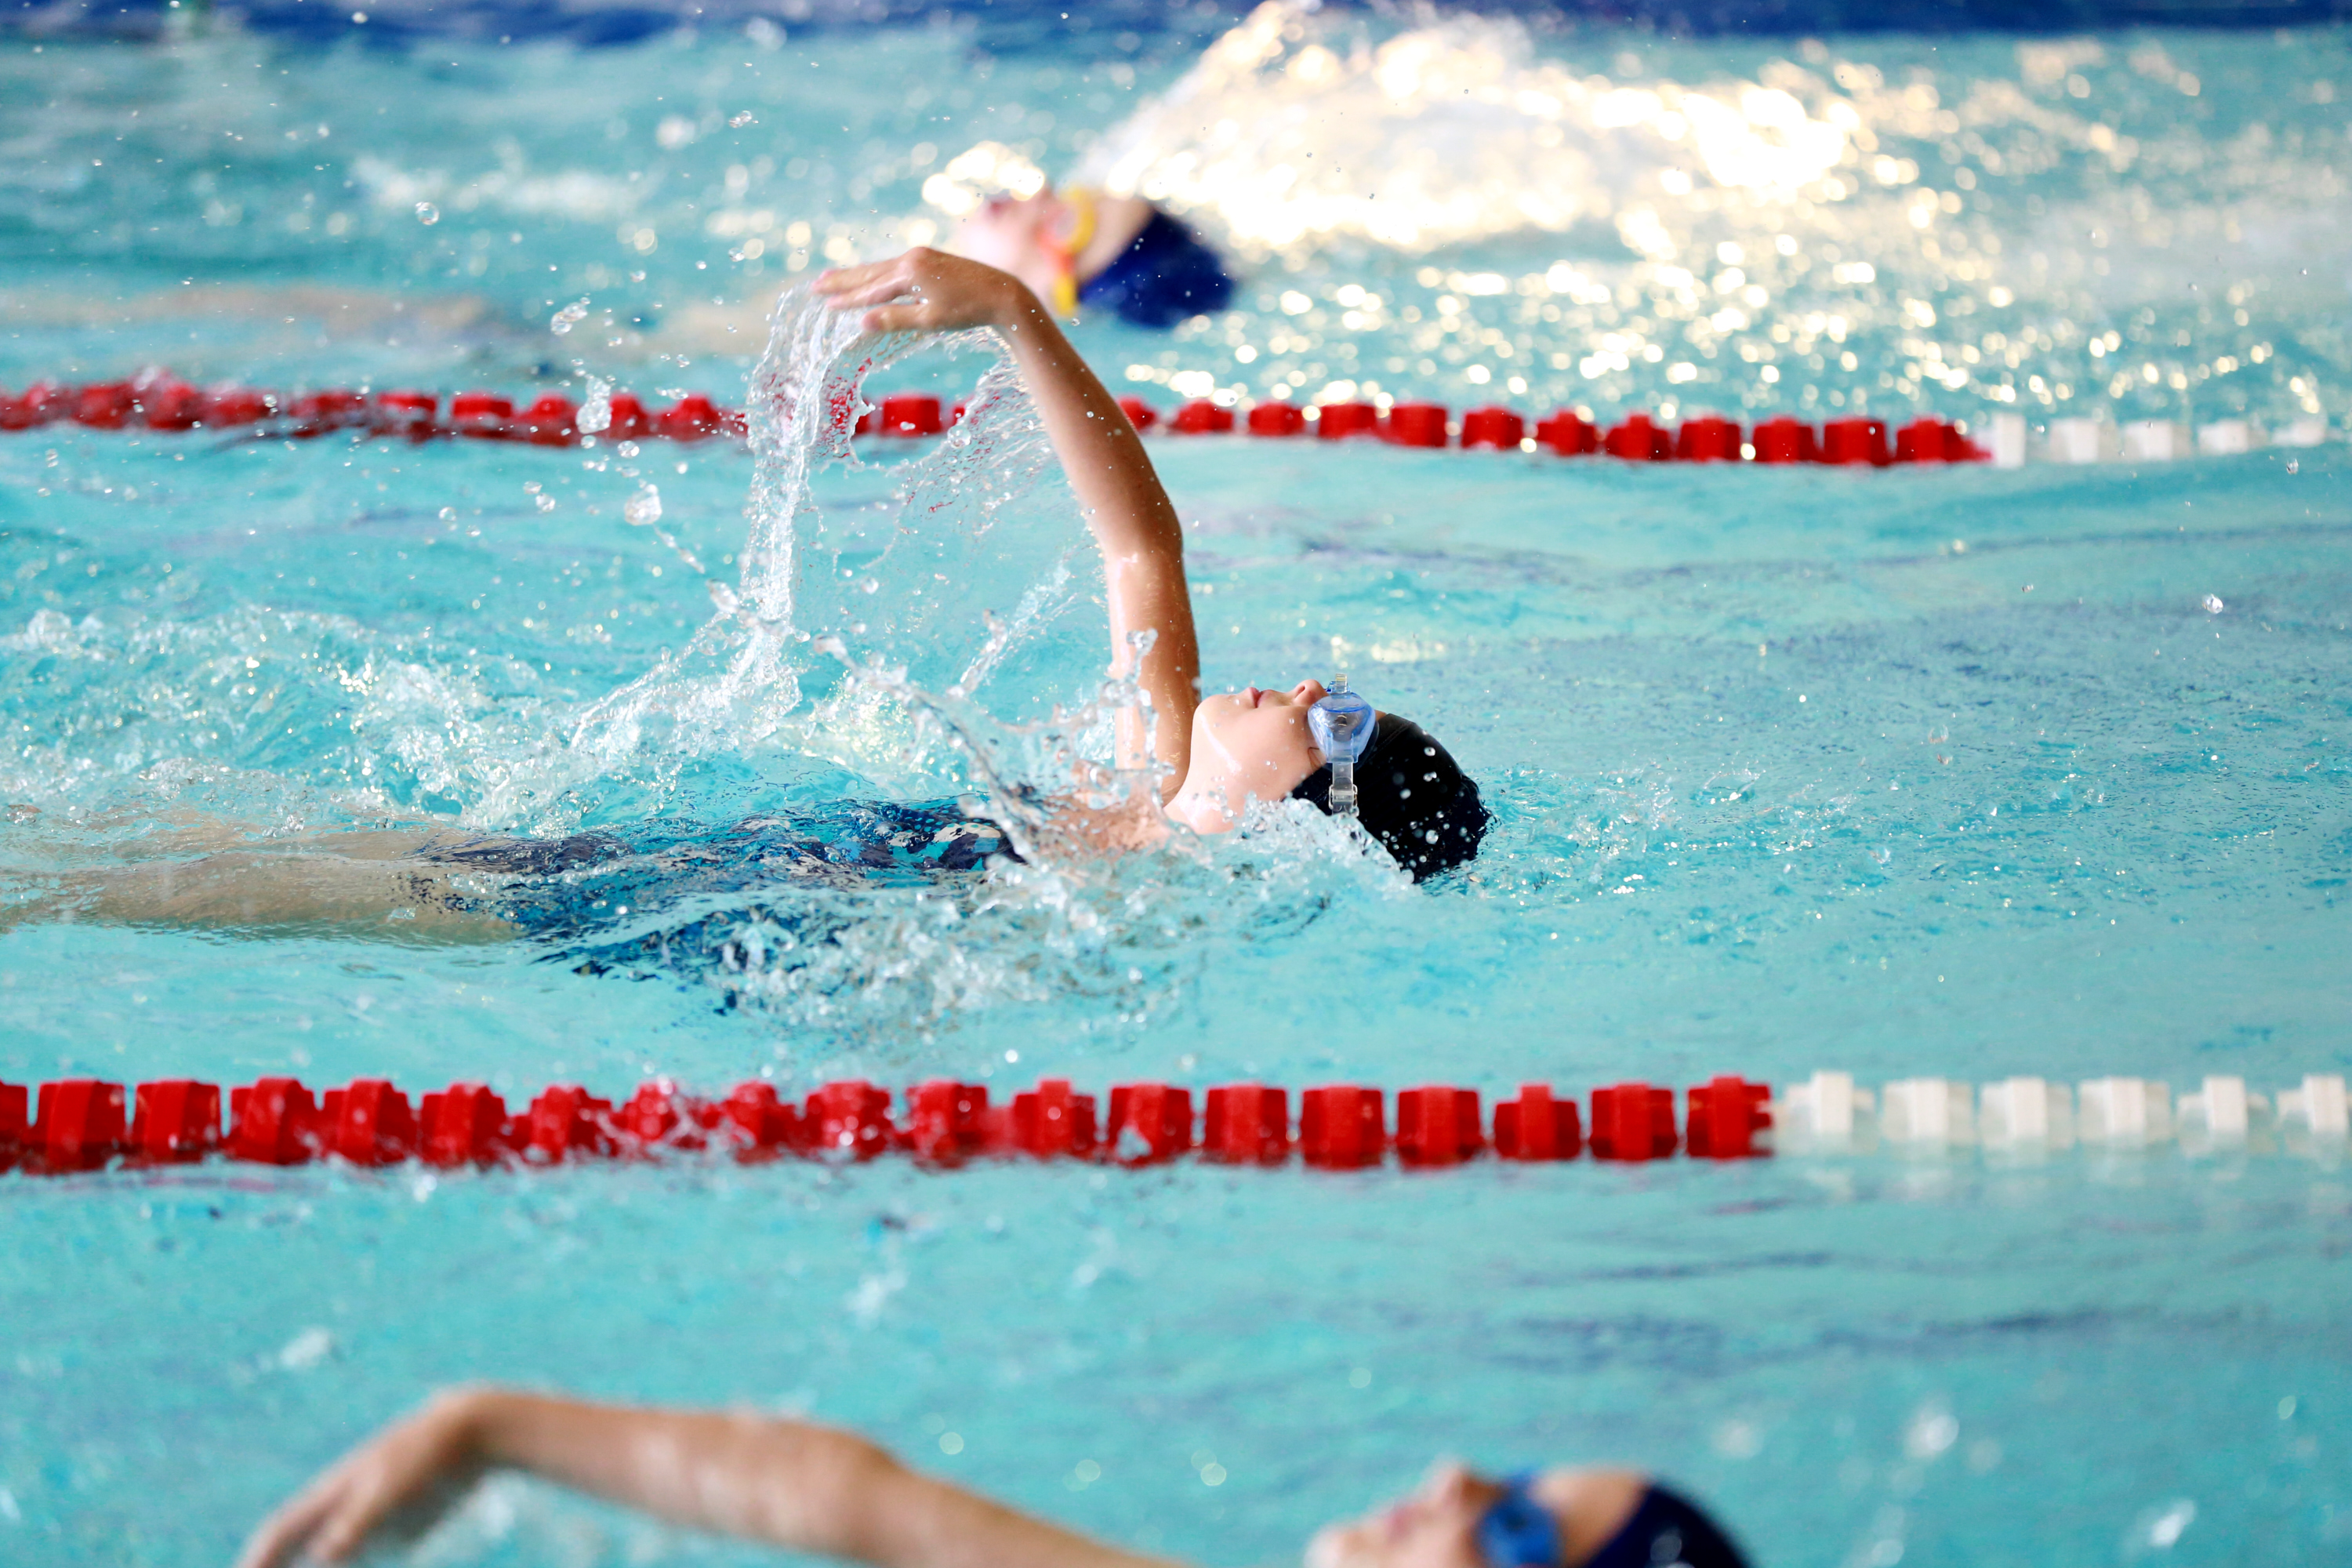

{"left": 1290, "top": 713, "right": 1488, "bottom": 881}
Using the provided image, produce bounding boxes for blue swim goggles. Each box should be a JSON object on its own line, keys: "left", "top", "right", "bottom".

{"left": 1307, "top": 674, "right": 1377, "bottom": 818}
{"left": 1476, "top": 1472, "right": 1562, "bottom": 1568}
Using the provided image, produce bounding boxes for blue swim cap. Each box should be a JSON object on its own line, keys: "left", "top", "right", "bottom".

{"left": 1080, "top": 209, "right": 1234, "bottom": 328}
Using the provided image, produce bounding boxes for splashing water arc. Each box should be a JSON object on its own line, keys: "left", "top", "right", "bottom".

{"left": 558, "top": 292, "right": 1064, "bottom": 817}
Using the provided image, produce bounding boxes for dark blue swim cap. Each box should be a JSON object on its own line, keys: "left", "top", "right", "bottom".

{"left": 1291, "top": 713, "right": 1488, "bottom": 881}
{"left": 1080, "top": 209, "right": 1234, "bottom": 328}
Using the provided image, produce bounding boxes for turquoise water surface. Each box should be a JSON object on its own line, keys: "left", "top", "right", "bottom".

{"left": 3, "top": 6, "right": 2349, "bottom": 1566}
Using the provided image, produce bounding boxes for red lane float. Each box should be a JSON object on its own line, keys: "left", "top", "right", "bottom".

{"left": 1383, "top": 403, "right": 1450, "bottom": 448}
{"left": 808, "top": 1079, "right": 896, "bottom": 1160}
{"left": 1588, "top": 1082, "right": 1679, "bottom": 1163}
{"left": 1676, "top": 416, "right": 1743, "bottom": 463}
{"left": 0, "top": 1073, "right": 1780, "bottom": 1178}
{"left": 1459, "top": 407, "right": 1526, "bottom": 450}
{"left": 1202, "top": 1083, "right": 1290, "bottom": 1163}
{"left": 1300, "top": 1084, "right": 1387, "bottom": 1168}
{"left": 1493, "top": 1084, "right": 1584, "bottom": 1161}
{"left": 320, "top": 1078, "right": 418, "bottom": 1167}
{"left": 1819, "top": 416, "right": 1890, "bottom": 466}
{"left": 31, "top": 1080, "right": 129, "bottom": 1173}
{"left": 1686, "top": 1076, "right": 1773, "bottom": 1160}
{"left": 1245, "top": 401, "right": 1305, "bottom": 437}
{"left": 526, "top": 1086, "right": 617, "bottom": 1163}
{"left": 1396, "top": 1085, "right": 1484, "bottom": 1167}
{"left": 1603, "top": 413, "right": 1671, "bottom": 461}
{"left": 1107, "top": 1082, "right": 1195, "bottom": 1163}
{"left": 906, "top": 1080, "right": 990, "bottom": 1163}
{"left": 1536, "top": 410, "right": 1599, "bottom": 456}
{"left": 1752, "top": 415, "right": 1818, "bottom": 463}
{"left": 1170, "top": 398, "right": 1236, "bottom": 434}
{"left": 131, "top": 1079, "right": 221, "bottom": 1163}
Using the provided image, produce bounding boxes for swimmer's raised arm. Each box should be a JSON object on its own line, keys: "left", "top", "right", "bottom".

{"left": 815, "top": 249, "right": 1200, "bottom": 799}
{"left": 235, "top": 1386, "right": 1174, "bottom": 1568}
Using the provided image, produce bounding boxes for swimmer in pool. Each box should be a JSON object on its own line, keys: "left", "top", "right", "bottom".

{"left": 0, "top": 248, "right": 1483, "bottom": 946}
{"left": 236, "top": 1387, "right": 1751, "bottom": 1568}
{"left": 949, "top": 185, "right": 1234, "bottom": 328}
{"left": 663, "top": 186, "right": 1232, "bottom": 353}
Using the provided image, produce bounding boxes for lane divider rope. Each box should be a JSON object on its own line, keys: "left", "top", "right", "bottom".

{"left": 2, "top": 1070, "right": 2344, "bottom": 1178}
{"left": 20, "top": 371, "right": 2309, "bottom": 469}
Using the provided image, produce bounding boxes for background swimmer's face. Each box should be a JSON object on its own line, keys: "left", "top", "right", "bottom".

{"left": 952, "top": 193, "right": 1057, "bottom": 273}
{"left": 1186, "top": 678, "right": 1329, "bottom": 811}
{"left": 1307, "top": 1461, "right": 1504, "bottom": 1568}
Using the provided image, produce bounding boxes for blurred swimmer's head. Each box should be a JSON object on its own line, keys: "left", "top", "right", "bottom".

{"left": 1171, "top": 679, "right": 1488, "bottom": 881}
{"left": 1305, "top": 1464, "right": 1749, "bottom": 1568}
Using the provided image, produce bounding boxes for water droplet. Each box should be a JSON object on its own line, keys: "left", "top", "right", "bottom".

{"left": 2201, "top": 593, "right": 2224, "bottom": 614}
{"left": 625, "top": 484, "right": 662, "bottom": 526}
{"left": 276, "top": 1327, "right": 334, "bottom": 1370}
{"left": 577, "top": 376, "right": 612, "bottom": 434}
{"left": 414, "top": 201, "right": 438, "bottom": 225}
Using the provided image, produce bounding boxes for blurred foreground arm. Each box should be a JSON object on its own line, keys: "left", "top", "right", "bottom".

{"left": 238, "top": 1387, "right": 1174, "bottom": 1568}
{"left": 813, "top": 249, "right": 1200, "bottom": 794}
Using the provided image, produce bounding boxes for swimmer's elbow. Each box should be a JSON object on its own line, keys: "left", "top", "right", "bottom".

{"left": 751, "top": 1423, "right": 907, "bottom": 1557}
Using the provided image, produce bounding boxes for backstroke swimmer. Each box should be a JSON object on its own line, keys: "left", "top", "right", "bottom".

{"left": 235, "top": 1386, "right": 1751, "bottom": 1568}
{"left": 0, "top": 249, "right": 1486, "bottom": 948}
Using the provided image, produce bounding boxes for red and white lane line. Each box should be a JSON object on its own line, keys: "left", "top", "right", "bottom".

{"left": 15, "top": 370, "right": 2324, "bottom": 466}
{"left": 3, "top": 1070, "right": 2343, "bottom": 1178}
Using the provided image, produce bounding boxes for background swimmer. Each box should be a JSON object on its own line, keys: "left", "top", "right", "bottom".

{"left": 660, "top": 183, "right": 1233, "bottom": 354}
{"left": 950, "top": 184, "right": 1235, "bottom": 328}
{"left": 235, "top": 1387, "right": 1751, "bottom": 1568}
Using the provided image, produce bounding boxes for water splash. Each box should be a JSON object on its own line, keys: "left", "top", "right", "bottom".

{"left": 556, "top": 286, "right": 1083, "bottom": 811}
{"left": 1072, "top": 0, "right": 1857, "bottom": 258}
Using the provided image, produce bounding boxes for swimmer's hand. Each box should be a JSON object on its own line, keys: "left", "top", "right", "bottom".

{"left": 819, "top": 249, "right": 1199, "bottom": 797}
{"left": 235, "top": 1388, "right": 488, "bottom": 1567}
{"left": 813, "top": 248, "right": 1036, "bottom": 336}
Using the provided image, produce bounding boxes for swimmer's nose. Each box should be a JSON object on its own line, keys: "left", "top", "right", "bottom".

{"left": 1293, "top": 679, "right": 1327, "bottom": 706}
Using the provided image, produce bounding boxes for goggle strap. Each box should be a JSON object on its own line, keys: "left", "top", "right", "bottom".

{"left": 1330, "top": 756, "right": 1358, "bottom": 817}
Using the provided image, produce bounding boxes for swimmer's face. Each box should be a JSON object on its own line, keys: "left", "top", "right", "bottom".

{"left": 953, "top": 193, "right": 1059, "bottom": 274}
{"left": 1185, "top": 678, "right": 1329, "bottom": 814}
{"left": 1307, "top": 1461, "right": 1506, "bottom": 1568}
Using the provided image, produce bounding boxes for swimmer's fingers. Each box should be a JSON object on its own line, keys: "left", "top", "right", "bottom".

{"left": 235, "top": 1468, "right": 352, "bottom": 1568}
{"left": 861, "top": 302, "right": 942, "bottom": 335}
{"left": 237, "top": 1396, "right": 484, "bottom": 1568}
{"left": 818, "top": 249, "right": 1023, "bottom": 335}
{"left": 812, "top": 256, "right": 915, "bottom": 307}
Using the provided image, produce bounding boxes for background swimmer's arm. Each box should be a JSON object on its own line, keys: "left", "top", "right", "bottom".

{"left": 237, "top": 1388, "right": 1179, "bottom": 1568}
{"left": 816, "top": 249, "right": 1200, "bottom": 800}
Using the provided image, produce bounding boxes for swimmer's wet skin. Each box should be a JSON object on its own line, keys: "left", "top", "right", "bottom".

{"left": 0, "top": 249, "right": 1481, "bottom": 949}
{"left": 235, "top": 1388, "right": 1749, "bottom": 1568}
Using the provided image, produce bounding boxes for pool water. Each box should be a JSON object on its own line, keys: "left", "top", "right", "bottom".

{"left": 3, "top": 5, "right": 2350, "bottom": 1566}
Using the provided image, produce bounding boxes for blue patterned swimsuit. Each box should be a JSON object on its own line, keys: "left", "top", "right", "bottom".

{"left": 416, "top": 803, "right": 1020, "bottom": 996}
